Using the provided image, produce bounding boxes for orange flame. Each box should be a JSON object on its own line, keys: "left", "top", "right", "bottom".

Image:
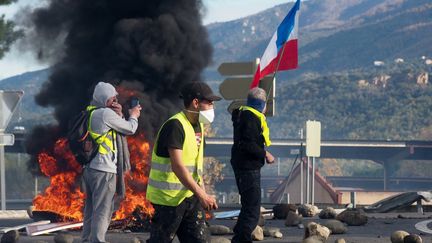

{"left": 116, "top": 86, "right": 138, "bottom": 99}
{"left": 114, "top": 134, "right": 154, "bottom": 219}
{"left": 33, "top": 134, "right": 154, "bottom": 221}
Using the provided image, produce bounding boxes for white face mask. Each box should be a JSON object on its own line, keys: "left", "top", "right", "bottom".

{"left": 199, "top": 108, "right": 215, "bottom": 124}
{"left": 186, "top": 108, "right": 215, "bottom": 124}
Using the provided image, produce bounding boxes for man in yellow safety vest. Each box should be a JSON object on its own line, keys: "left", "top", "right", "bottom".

{"left": 146, "top": 82, "right": 220, "bottom": 243}
{"left": 230, "top": 87, "right": 275, "bottom": 243}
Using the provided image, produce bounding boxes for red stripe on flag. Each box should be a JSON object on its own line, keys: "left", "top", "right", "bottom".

{"left": 251, "top": 39, "right": 298, "bottom": 88}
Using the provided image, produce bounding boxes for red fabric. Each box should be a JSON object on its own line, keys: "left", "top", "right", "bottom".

{"left": 251, "top": 39, "right": 298, "bottom": 88}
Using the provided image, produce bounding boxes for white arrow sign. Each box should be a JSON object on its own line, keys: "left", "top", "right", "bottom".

{"left": 0, "top": 91, "right": 24, "bottom": 132}
{"left": 0, "top": 134, "right": 14, "bottom": 146}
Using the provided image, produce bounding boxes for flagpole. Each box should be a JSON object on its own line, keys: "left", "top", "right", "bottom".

{"left": 265, "top": 43, "right": 287, "bottom": 103}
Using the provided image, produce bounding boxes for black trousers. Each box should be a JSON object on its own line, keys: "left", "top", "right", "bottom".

{"left": 232, "top": 169, "right": 261, "bottom": 243}
{"left": 147, "top": 195, "right": 210, "bottom": 243}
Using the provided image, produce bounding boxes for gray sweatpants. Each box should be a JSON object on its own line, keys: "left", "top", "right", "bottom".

{"left": 82, "top": 167, "right": 116, "bottom": 243}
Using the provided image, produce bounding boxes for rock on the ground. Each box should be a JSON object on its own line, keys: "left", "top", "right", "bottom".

{"left": 336, "top": 208, "right": 368, "bottom": 226}
{"left": 263, "top": 227, "right": 283, "bottom": 238}
{"left": 252, "top": 225, "right": 264, "bottom": 241}
{"left": 273, "top": 203, "right": 297, "bottom": 219}
{"left": 303, "top": 235, "right": 326, "bottom": 243}
{"left": 319, "top": 207, "right": 338, "bottom": 219}
{"left": 210, "top": 237, "right": 231, "bottom": 243}
{"left": 274, "top": 231, "right": 283, "bottom": 238}
{"left": 335, "top": 239, "right": 346, "bottom": 243}
{"left": 322, "top": 220, "right": 347, "bottom": 234}
{"left": 391, "top": 230, "right": 410, "bottom": 243}
{"left": 298, "top": 204, "right": 319, "bottom": 217}
{"left": 1, "top": 230, "right": 19, "bottom": 243}
{"left": 129, "top": 237, "right": 141, "bottom": 243}
{"left": 209, "top": 225, "right": 232, "bottom": 235}
{"left": 404, "top": 234, "right": 422, "bottom": 243}
{"left": 53, "top": 233, "right": 74, "bottom": 243}
{"left": 285, "top": 210, "right": 303, "bottom": 226}
{"left": 304, "top": 222, "right": 330, "bottom": 240}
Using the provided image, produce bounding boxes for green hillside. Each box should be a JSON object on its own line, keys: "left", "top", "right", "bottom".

{"left": 299, "top": 0, "right": 432, "bottom": 73}
{"left": 275, "top": 62, "right": 432, "bottom": 139}
{"left": 211, "top": 60, "right": 432, "bottom": 140}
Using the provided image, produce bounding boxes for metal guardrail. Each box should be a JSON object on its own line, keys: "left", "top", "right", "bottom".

{"left": 205, "top": 138, "right": 432, "bottom": 160}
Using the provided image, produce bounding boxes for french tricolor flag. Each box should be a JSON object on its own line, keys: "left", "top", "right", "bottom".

{"left": 251, "top": 0, "right": 300, "bottom": 88}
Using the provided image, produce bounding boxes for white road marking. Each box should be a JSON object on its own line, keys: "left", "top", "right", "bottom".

{"left": 415, "top": 219, "right": 432, "bottom": 234}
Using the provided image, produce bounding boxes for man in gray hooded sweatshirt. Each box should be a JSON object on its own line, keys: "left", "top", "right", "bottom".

{"left": 82, "top": 82, "right": 141, "bottom": 243}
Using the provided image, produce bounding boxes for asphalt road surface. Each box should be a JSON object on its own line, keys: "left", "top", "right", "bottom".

{"left": 0, "top": 212, "right": 431, "bottom": 242}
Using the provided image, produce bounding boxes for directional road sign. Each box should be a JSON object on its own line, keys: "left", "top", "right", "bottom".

{"left": 0, "top": 91, "right": 24, "bottom": 132}
{"left": 0, "top": 134, "right": 14, "bottom": 146}
{"left": 219, "top": 77, "right": 251, "bottom": 100}
{"left": 218, "top": 59, "right": 276, "bottom": 116}
{"left": 220, "top": 76, "right": 274, "bottom": 100}
{"left": 217, "top": 62, "right": 255, "bottom": 76}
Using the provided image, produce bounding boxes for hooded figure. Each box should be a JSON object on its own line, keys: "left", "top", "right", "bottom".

{"left": 82, "top": 82, "right": 141, "bottom": 243}
{"left": 91, "top": 82, "right": 119, "bottom": 108}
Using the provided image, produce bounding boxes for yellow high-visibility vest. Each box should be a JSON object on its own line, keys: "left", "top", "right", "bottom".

{"left": 87, "top": 106, "right": 116, "bottom": 155}
{"left": 239, "top": 106, "right": 271, "bottom": 146}
{"left": 146, "top": 111, "right": 204, "bottom": 206}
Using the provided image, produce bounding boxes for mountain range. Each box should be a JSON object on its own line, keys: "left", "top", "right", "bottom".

{"left": 206, "top": 0, "right": 432, "bottom": 79}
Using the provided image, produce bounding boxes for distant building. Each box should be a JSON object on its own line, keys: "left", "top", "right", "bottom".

{"left": 426, "top": 59, "right": 432, "bottom": 65}
{"left": 417, "top": 72, "right": 429, "bottom": 85}
{"left": 421, "top": 56, "right": 427, "bottom": 60}
{"left": 394, "top": 58, "right": 404, "bottom": 63}
{"left": 374, "top": 61, "right": 385, "bottom": 66}
{"left": 357, "top": 79, "right": 369, "bottom": 87}
{"left": 373, "top": 75, "right": 391, "bottom": 88}
{"left": 12, "top": 126, "right": 26, "bottom": 133}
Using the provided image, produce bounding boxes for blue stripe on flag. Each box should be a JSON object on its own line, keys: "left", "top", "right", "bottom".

{"left": 276, "top": 0, "right": 300, "bottom": 51}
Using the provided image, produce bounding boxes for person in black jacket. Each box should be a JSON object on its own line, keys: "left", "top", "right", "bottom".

{"left": 230, "top": 87, "right": 275, "bottom": 243}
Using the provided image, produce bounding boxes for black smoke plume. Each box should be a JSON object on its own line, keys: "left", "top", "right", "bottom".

{"left": 24, "top": 0, "right": 212, "bottom": 174}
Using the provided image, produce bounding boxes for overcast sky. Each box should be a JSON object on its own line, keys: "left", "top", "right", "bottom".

{"left": 0, "top": 0, "right": 291, "bottom": 79}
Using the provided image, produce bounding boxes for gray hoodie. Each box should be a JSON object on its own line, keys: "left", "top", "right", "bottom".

{"left": 89, "top": 82, "right": 138, "bottom": 174}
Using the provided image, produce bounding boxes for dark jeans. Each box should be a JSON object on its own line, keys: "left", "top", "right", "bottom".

{"left": 147, "top": 195, "right": 210, "bottom": 243}
{"left": 232, "top": 169, "right": 261, "bottom": 243}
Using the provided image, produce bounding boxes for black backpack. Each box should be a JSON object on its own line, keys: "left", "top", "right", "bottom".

{"left": 67, "top": 108, "right": 101, "bottom": 165}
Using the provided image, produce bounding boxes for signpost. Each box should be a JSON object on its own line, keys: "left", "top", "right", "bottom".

{"left": 218, "top": 59, "right": 276, "bottom": 116}
{"left": 306, "top": 120, "right": 321, "bottom": 205}
{"left": 0, "top": 90, "right": 24, "bottom": 210}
